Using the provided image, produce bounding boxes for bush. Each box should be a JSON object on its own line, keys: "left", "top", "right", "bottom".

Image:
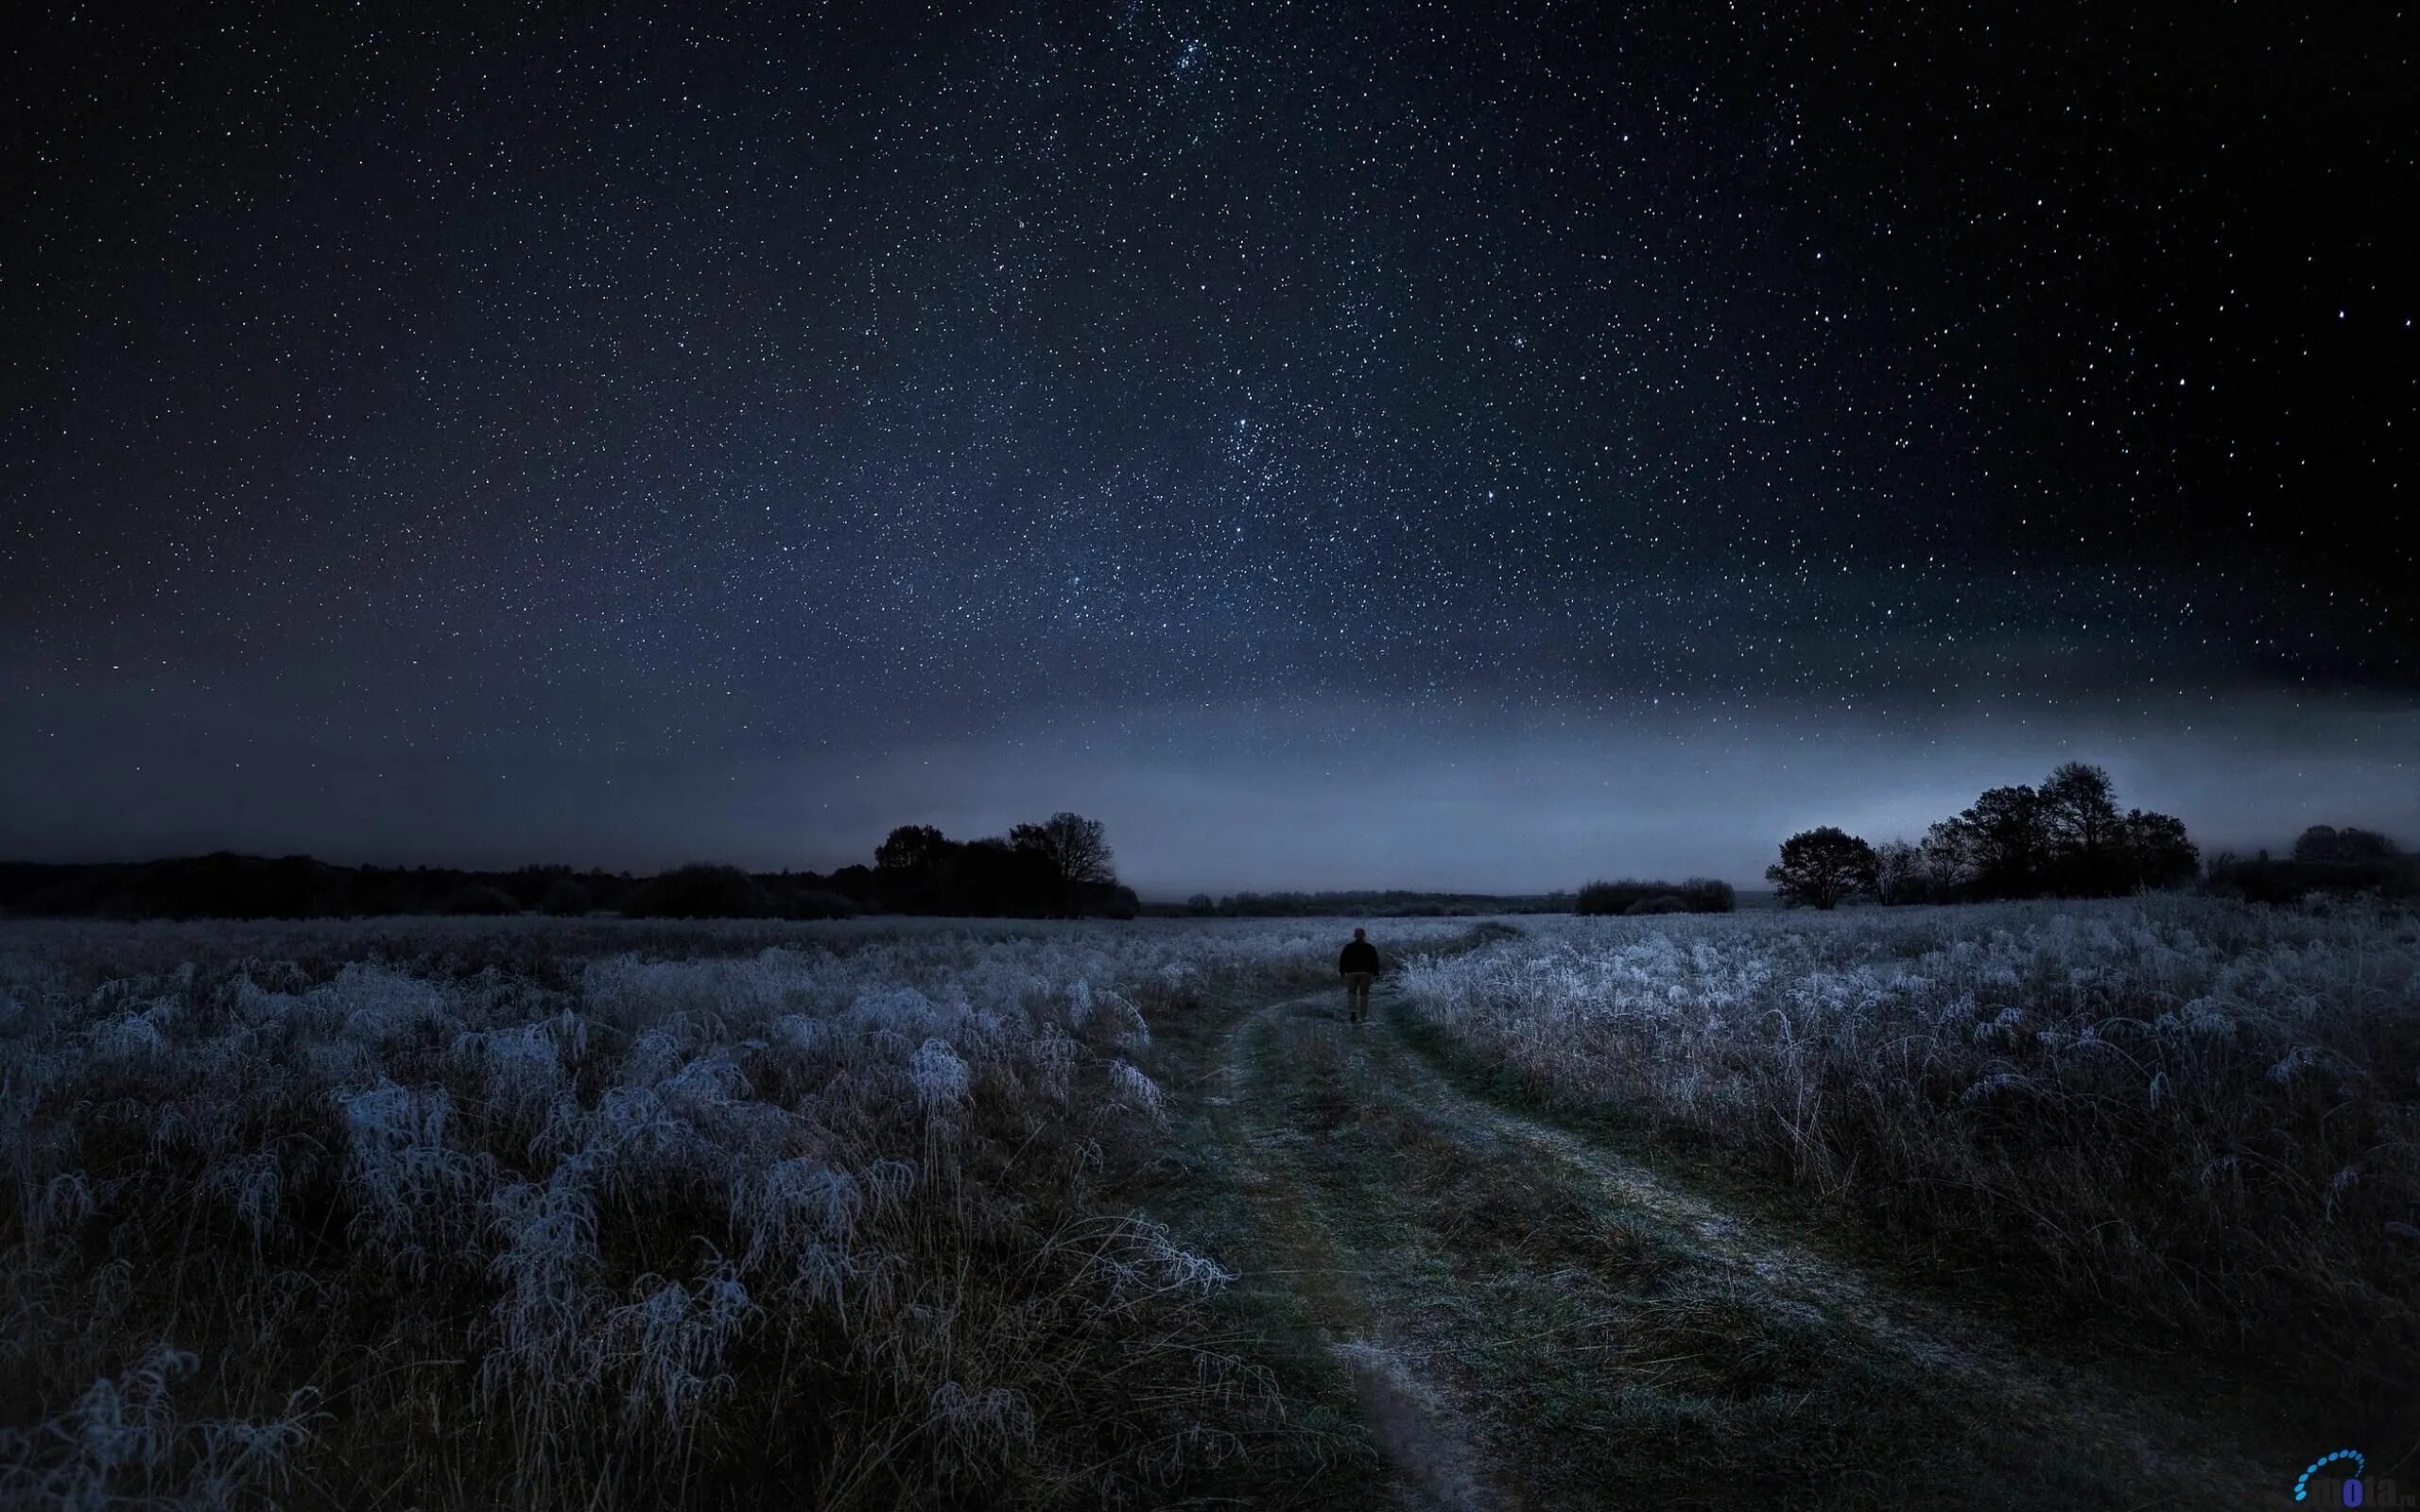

{"left": 538, "top": 878, "right": 593, "bottom": 917}
{"left": 1678, "top": 877, "right": 1736, "bottom": 913}
{"left": 442, "top": 884, "right": 522, "bottom": 916}
{"left": 1071, "top": 881, "right": 1143, "bottom": 919}
{"left": 1580, "top": 877, "right": 1737, "bottom": 916}
{"left": 2206, "top": 852, "right": 2417, "bottom": 903}
{"left": 1625, "top": 894, "right": 1688, "bottom": 916}
{"left": 620, "top": 863, "right": 768, "bottom": 919}
{"left": 773, "top": 887, "right": 859, "bottom": 919}
{"left": 2291, "top": 824, "right": 2400, "bottom": 864}
{"left": 1576, "top": 879, "right": 1666, "bottom": 916}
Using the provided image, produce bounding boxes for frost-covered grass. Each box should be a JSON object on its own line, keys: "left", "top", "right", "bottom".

{"left": 1398, "top": 896, "right": 2420, "bottom": 1375}
{"left": 0, "top": 915, "right": 1471, "bottom": 1509}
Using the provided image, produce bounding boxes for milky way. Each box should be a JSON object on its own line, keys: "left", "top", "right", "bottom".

{"left": 4, "top": 4, "right": 2411, "bottom": 892}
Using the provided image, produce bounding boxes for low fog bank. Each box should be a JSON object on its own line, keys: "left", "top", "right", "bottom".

{"left": 6, "top": 684, "right": 2405, "bottom": 896}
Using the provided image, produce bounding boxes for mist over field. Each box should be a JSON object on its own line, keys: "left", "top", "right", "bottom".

{"left": 7, "top": 687, "right": 2411, "bottom": 894}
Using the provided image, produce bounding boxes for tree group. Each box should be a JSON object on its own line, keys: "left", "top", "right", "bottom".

{"left": 1769, "top": 762, "right": 2200, "bottom": 909}
{"left": 1574, "top": 877, "right": 1737, "bottom": 916}
{"left": 0, "top": 813, "right": 1139, "bottom": 921}
{"left": 865, "top": 812, "right": 1136, "bottom": 918}
{"left": 2204, "top": 824, "right": 2414, "bottom": 902}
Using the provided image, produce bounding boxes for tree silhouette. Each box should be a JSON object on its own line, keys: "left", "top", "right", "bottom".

{"left": 2040, "top": 762, "right": 2125, "bottom": 894}
{"left": 1766, "top": 827, "right": 1877, "bottom": 910}
{"left": 1010, "top": 812, "right": 1116, "bottom": 910}
{"left": 1678, "top": 877, "right": 1737, "bottom": 913}
{"left": 1919, "top": 818, "right": 1974, "bottom": 899}
{"left": 1858, "top": 764, "right": 2201, "bottom": 905}
{"left": 2292, "top": 825, "right": 2399, "bottom": 864}
{"left": 952, "top": 837, "right": 1063, "bottom": 916}
{"left": 442, "top": 883, "right": 521, "bottom": 915}
{"left": 2121, "top": 810, "right": 2202, "bottom": 888}
{"left": 624, "top": 863, "right": 767, "bottom": 919}
{"left": 1961, "top": 785, "right": 2045, "bottom": 898}
{"left": 1872, "top": 839, "right": 1922, "bottom": 904}
{"left": 875, "top": 824, "right": 952, "bottom": 874}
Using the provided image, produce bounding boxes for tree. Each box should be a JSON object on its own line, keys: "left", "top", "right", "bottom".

{"left": 2040, "top": 762, "right": 2125, "bottom": 894}
{"left": 875, "top": 824, "right": 953, "bottom": 874}
{"left": 1919, "top": 818, "right": 1974, "bottom": 899}
{"left": 1070, "top": 881, "right": 1143, "bottom": 919}
{"left": 1677, "top": 877, "right": 1737, "bottom": 913}
{"left": 949, "top": 836, "right": 1062, "bottom": 917}
{"left": 1961, "top": 785, "right": 2045, "bottom": 898}
{"left": 1578, "top": 877, "right": 1729, "bottom": 915}
{"left": 623, "top": 863, "right": 767, "bottom": 919}
{"left": 2292, "top": 825, "right": 2399, "bottom": 864}
{"left": 1872, "top": 839, "right": 1923, "bottom": 904}
{"left": 1766, "top": 827, "right": 1878, "bottom": 910}
{"left": 1010, "top": 813, "right": 1117, "bottom": 910}
{"left": 442, "top": 883, "right": 521, "bottom": 916}
{"left": 874, "top": 825, "right": 965, "bottom": 913}
{"left": 2121, "top": 810, "right": 2201, "bottom": 889}
{"left": 538, "top": 877, "right": 593, "bottom": 916}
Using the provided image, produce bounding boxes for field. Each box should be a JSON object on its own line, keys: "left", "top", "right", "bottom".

{"left": 1, "top": 901, "right": 2411, "bottom": 1508}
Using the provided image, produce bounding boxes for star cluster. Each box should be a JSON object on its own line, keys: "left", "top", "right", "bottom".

{"left": 3, "top": 3, "right": 2411, "bottom": 886}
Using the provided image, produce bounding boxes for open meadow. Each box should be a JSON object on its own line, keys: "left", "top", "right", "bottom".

{"left": 2, "top": 899, "right": 2411, "bottom": 1508}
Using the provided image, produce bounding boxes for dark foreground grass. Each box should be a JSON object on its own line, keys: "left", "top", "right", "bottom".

{"left": 1115, "top": 973, "right": 1397, "bottom": 1510}
{"left": 1238, "top": 1003, "right": 2168, "bottom": 1510}
{"left": 1385, "top": 963, "right": 2405, "bottom": 1468}
{"left": 1396, "top": 902, "right": 2420, "bottom": 1412}
{"left": 3, "top": 911, "right": 2348, "bottom": 1508}
{"left": 0, "top": 919, "right": 1456, "bottom": 1510}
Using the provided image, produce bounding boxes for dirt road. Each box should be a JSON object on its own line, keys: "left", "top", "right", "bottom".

{"left": 1202, "top": 984, "right": 2281, "bottom": 1509}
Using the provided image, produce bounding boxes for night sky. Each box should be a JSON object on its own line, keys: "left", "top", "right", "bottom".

{"left": 5, "top": 4, "right": 2413, "bottom": 895}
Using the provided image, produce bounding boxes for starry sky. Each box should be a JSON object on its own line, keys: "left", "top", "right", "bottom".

{"left": 4, "top": 2, "right": 2413, "bottom": 895}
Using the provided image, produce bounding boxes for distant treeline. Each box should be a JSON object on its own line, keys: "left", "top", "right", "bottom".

{"left": 859, "top": 815, "right": 1139, "bottom": 918}
{"left": 1754, "top": 762, "right": 2201, "bottom": 910}
{"left": 1574, "top": 878, "right": 1737, "bottom": 916}
{"left": 0, "top": 855, "right": 631, "bottom": 921}
{"left": 0, "top": 856, "right": 872, "bottom": 922}
{"left": 0, "top": 811, "right": 1142, "bottom": 921}
{"left": 2204, "top": 825, "right": 2416, "bottom": 903}
{"left": 1148, "top": 889, "right": 1575, "bottom": 919}
{"left": 1758, "top": 761, "right": 2415, "bottom": 911}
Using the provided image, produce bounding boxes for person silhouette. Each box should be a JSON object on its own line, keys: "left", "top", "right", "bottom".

{"left": 1338, "top": 927, "right": 1380, "bottom": 1024}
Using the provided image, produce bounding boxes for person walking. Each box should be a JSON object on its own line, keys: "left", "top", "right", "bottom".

{"left": 1338, "top": 927, "right": 1380, "bottom": 1024}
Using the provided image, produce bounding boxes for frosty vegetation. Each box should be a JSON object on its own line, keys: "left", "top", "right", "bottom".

{"left": 1398, "top": 895, "right": 2420, "bottom": 1372}
{"left": 8, "top": 901, "right": 2407, "bottom": 1504}
{"left": 0, "top": 916, "right": 1468, "bottom": 1509}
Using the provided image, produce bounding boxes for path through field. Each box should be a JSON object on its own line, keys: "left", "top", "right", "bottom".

{"left": 1204, "top": 984, "right": 2283, "bottom": 1509}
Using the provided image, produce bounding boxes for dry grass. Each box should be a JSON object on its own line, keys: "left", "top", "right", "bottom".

{"left": 0, "top": 915, "right": 1471, "bottom": 1509}
{"left": 1397, "top": 895, "right": 2420, "bottom": 1380}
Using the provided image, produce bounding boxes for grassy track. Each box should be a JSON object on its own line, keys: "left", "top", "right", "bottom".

{"left": 1161, "top": 975, "right": 2288, "bottom": 1509}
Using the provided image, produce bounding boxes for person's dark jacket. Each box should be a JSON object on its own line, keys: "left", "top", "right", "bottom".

{"left": 1338, "top": 939, "right": 1380, "bottom": 975}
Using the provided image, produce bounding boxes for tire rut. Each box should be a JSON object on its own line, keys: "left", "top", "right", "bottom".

{"left": 1215, "top": 993, "right": 1505, "bottom": 1512}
